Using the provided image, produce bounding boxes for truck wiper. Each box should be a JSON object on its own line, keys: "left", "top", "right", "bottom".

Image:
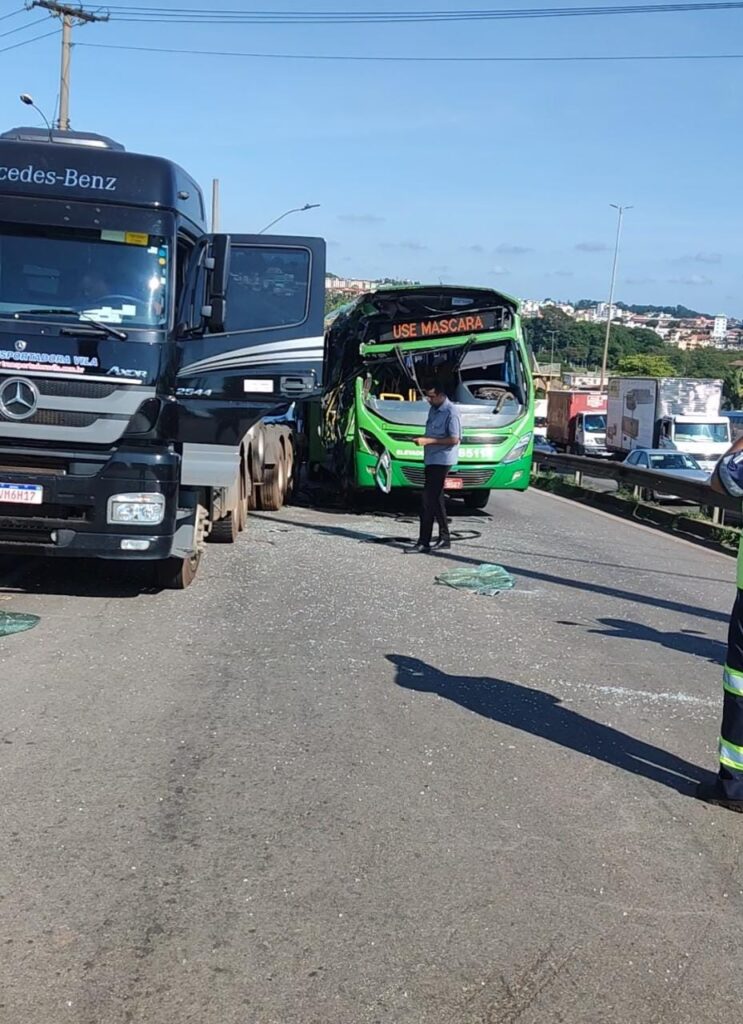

{"left": 7, "top": 308, "right": 127, "bottom": 340}
{"left": 61, "top": 319, "right": 128, "bottom": 341}
{"left": 9, "top": 307, "right": 80, "bottom": 317}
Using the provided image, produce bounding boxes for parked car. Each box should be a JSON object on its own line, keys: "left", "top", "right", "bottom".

{"left": 533, "top": 436, "right": 557, "bottom": 471}
{"left": 623, "top": 448, "right": 710, "bottom": 501}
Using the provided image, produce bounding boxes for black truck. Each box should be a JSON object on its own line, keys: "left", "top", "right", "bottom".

{"left": 0, "top": 126, "right": 325, "bottom": 586}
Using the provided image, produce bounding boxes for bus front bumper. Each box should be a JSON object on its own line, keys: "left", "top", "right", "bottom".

{"left": 354, "top": 451, "right": 532, "bottom": 491}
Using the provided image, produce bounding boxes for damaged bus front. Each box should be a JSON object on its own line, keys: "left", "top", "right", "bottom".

{"left": 317, "top": 286, "right": 534, "bottom": 507}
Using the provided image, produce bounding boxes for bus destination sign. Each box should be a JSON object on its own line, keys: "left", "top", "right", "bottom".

{"left": 378, "top": 311, "right": 497, "bottom": 343}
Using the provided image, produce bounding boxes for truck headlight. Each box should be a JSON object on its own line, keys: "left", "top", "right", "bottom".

{"left": 503, "top": 432, "right": 533, "bottom": 464}
{"left": 107, "top": 492, "right": 165, "bottom": 525}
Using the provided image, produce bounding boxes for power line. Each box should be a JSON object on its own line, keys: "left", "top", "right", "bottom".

{"left": 0, "top": 14, "right": 49, "bottom": 38}
{"left": 101, "top": 0, "right": 743, "bottom": 20}
{"left": 78, "top": 40, "right": 743, "bottom": 60}
{"left": 0, "top": 27, "right": 59, "bottom": 53}
{"left": 0, "top": 7, "right": 26, "bottom": 21}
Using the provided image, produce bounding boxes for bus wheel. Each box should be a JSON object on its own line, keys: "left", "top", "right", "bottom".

{"left": 257, "top": 454, "right": 286, "bottom": 511}
{"left": 463, "top": 489, "right": 490, "bottom": 510}
{"left": 154, "top": 552, "right": 201, "bottom": 589}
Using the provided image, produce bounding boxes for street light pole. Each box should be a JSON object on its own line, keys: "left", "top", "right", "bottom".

{"left": 547, "top": 329, "right": 557, "bottom": 386}
{"left": 258, "top": 203, "right": 320, "bottom": 235}
{"left": 600, "top": 203, "right": 633, "bottom": 393}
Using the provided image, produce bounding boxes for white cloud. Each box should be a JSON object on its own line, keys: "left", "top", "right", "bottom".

{"left": 495, "top": 244, "right": 532, "bottom": 255}
{"left": 668, "top": 274, "right": 712, "bottom": 286}
{"left": 575, "top": 241, "right": 611, "bottom": 253}
{"left": 338, "top": 213, "right": 386, "bottom": 224}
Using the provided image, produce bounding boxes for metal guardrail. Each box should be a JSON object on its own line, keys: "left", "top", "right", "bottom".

{"left": 535, "top": 451, "right": 742, "bottom": 514}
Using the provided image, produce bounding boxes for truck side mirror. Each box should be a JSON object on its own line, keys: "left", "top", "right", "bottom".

{"left": 205, "top": 234, "right": 231, "bottom": 333}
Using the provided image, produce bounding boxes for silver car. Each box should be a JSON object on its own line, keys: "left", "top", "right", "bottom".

{"left": 623, "top": 449, "right": 710, "bottom": 501}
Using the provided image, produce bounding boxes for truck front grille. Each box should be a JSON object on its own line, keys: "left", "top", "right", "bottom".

{"left": 8, "top": 410, "right": 99, "bottom": 428}
{"left": 35, "top": 380, "right": 120, "bottom": 399}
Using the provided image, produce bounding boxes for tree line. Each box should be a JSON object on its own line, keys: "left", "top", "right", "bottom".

{"left": 526, "top": 307, "right": 743, "bottom": 407}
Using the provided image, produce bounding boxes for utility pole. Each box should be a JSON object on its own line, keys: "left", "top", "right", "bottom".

{"left": 27, "top": 1, "right": 109, "bottom": 131}
{"left": 211, "top": 179, "right": 220, "bottom": 232}
{"left": 599, "top": 203, "right": 633, "bottom": 394}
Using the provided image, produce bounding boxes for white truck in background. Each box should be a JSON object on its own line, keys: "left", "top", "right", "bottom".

{"left": 534, "top": 398, "right": 548, "bottom": 438}
{"left": 606, "top": 376, "right": 731, "bottom": 472}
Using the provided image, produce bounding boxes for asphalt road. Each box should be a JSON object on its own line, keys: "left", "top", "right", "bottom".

{"left": 0, "top": 488, "right": 739, "bottom": 1024}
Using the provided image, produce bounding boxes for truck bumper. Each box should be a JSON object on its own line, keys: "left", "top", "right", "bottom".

{"left": 0, "top": 445, "right": 187, "bottom": 560}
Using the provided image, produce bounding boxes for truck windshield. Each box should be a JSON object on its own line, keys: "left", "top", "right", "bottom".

{"left": 0, "top": 224, "right": 169, "bottom": 328}
{"left": 674, "top": 421, "right": 729, "bottom": 443}
{"left": 584, "top": 414, "right": 606, "bottom": 433}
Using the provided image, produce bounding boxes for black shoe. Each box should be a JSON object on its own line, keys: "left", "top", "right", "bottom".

{"left": 695, "top": 781, "right": 743, "bottom": 813}
{"left": 431, "top": 539, "right": 452, "bottom": 551}
{"left": 405, "top": 542, "right": 431, "bottom": 554}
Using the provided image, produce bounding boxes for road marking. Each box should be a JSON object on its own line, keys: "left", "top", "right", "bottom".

{"left": 558, "top": 678, "right": 718, "bottom": 710}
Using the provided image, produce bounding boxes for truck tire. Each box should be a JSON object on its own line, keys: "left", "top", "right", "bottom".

{"left": 464, "top": 489, "right": 490, "bottom": 510}
{"left": 257, "top": 453, "right": 286, "bottom": 511}
{"left": 283, "top": 443, "right": 295, "bottom": 502}
{"left": 154, "top": 552, "right": 201, "bottom": 590}
{"left": 210, "top": 510, "right": 239, "bottom": 543}
{"left": 237, "top": 479, "right": 248, "bottom": 531}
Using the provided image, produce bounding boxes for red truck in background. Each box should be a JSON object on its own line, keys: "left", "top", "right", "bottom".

{"left": 547, "top": 390, "right": 608, "bottom": 456}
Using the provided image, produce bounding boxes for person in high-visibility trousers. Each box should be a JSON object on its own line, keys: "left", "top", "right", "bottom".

{"left": 698, "top": 438, "right": 743, "bottom": 811}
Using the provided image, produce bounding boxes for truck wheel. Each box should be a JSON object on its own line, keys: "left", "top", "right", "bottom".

{"left": 210, "top": 509, "right": 239, "bottom": 543}
{"left": 155, "top": 552, "right": 201, "bottom": 590}
{"left": 257, "top": 454, "right": 286, "bottom": 512}
{"left": 464, "top": 489, "right": 490, "bottom": 510}
{"left": 237, "top": 484, "right": 248, "bottom": 531}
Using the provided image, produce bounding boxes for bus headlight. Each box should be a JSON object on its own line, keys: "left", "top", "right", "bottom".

{"left": 107, "top": 492, "right": 165, "bottom": 525}
{"left": 503, "top": 432, "right": 533, "bottom": 464}
{"left": 359, "top": 429, "right": 384, "bottom": 456}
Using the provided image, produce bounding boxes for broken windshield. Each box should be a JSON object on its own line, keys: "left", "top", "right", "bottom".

{"left": 363, "top": 338, "right": 526, "bottom": 419}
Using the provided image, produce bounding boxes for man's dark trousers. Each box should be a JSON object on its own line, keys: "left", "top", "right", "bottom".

{"left": 418, "top": 465, "right": 450, "bottom": 547}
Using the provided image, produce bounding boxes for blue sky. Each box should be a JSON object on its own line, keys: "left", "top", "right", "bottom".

{"left": 1, "top": 0, "right": 742, "bottom": 314}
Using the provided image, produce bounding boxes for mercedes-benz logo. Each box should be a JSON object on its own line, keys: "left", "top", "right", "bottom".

{"left": 0, "top": 378, "right": 39, "bottom": 421}
{"left": 14, "top": 340, "right": 27, "bottom": 352}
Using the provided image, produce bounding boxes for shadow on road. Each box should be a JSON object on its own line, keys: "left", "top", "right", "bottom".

{"left": 256, "top": 512, "right": 730, "bottom": 625}
{"left": 570, "top": 617, "right": 726, "bottom": 664}
{"left": 0, "top": 557, "right": 157, "bottom": 599}
{"left": 389, "top": 654, "right": 714, "bottom": 796}
{"left": 294, "top": 481, "right": 493, "bottom": 522}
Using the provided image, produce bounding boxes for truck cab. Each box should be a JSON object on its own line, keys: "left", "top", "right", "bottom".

{"left": 572, "top": 409, "right": 608, "bottom": 456}
{"left": 658, "top": 415, "right": 731, "bottom": 472}
{"left": 0, "top": 126, "right": 325, "bottom": 586}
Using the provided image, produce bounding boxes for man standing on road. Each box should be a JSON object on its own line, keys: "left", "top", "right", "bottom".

{"left": 407, "top": 382, "right": 462, "bottom": 553}
{"left": 697, "top": 435, "right": 743, "bottom": 811}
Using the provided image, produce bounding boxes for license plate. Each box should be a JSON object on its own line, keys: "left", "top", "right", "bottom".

{"left": 0, "top": 483, "right": 43, "bottom": 505}
{"left": 444, "top": 477, "right": 464, "bottom": 490}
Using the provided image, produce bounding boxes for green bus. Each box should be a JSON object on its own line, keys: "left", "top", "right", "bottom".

{"left": 311, "top": 285, "right": 534, "bottom": 507}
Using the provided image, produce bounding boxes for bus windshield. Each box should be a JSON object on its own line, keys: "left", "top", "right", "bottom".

{"left": 364, "top": 337, "right": 527, "bottom": 417}
{"left": 0, "top": 224, "right": 170, "bottom": 328}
